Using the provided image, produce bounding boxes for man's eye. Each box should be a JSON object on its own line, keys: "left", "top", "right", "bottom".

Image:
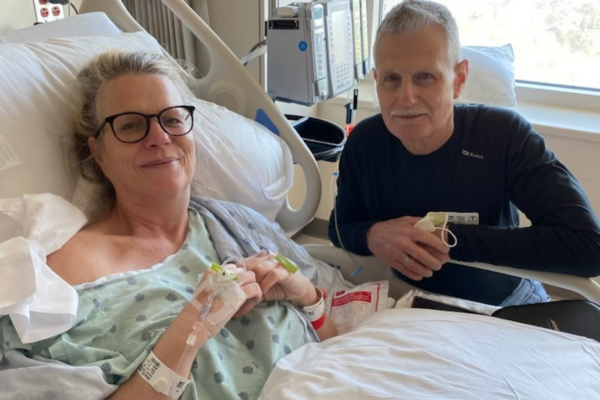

{"left": 416, "top": 73, "right": 435, "bottom": 82}
{"left": 381, "top": 75, "right": 400, "bottom": 87}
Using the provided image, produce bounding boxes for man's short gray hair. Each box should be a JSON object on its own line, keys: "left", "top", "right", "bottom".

{"left": 374, "top": 0, "right": 461, "bottom": 65}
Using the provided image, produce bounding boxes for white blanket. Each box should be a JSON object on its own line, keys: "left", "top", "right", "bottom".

{"left": 259, "top": 308, "right": 600, "bottom": 400}
{"left": 0, "top": 194, "right": 86, "bottom": 343}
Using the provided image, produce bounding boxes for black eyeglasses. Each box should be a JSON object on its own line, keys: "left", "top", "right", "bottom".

{"left": 95, "top": 105, "right": 196, "bottom": 143}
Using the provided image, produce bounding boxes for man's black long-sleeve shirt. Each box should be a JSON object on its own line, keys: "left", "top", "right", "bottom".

{"left": 328, "top": 104, "right": 600, "bottom": 305}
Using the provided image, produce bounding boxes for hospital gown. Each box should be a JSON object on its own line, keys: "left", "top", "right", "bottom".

{"left": 0, "top": 208, "right": 316, "bottom": 400}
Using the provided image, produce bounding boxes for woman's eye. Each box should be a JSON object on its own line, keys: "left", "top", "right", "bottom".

{"left": 121, "top": 122, "right": 139, "bottom": 131}
{"left": 163, "top": 117, "right": 184, "bottom": 126}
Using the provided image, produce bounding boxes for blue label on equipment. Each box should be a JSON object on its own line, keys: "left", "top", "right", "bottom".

{"left": 298, "top": 41, "right": 308, "bottom": 52}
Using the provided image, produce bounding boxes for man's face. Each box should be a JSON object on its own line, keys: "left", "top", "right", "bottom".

{"left": 374, "top": 25, "right": 467, "bottom": 154}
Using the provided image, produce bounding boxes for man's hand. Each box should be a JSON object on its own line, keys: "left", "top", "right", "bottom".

{"left": 366, "top": 216, "right": 450, "bottom": 281}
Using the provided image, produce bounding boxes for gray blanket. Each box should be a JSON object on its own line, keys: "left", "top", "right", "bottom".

{"left": 0, "top": 198, "right": 348, "bottom": 399}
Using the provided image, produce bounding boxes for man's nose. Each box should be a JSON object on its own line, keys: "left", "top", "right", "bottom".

{"left": 396, "top": 81, "right": 418, "bottom": 106}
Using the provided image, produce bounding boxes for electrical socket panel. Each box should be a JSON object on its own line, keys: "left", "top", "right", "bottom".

{"left": 32, "top": 0, "right": 66, "bottom": 24}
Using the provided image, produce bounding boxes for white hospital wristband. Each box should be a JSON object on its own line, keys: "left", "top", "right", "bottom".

{"left": 301, "top": 287, "right": 327, "bottom": 329}
{"left": 137, "top": 351, "right": 191, "bottom": 398}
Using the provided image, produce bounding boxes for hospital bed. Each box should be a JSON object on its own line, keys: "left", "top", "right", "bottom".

{"left": 0, "top": 0, "right": 599, "bottom": 398}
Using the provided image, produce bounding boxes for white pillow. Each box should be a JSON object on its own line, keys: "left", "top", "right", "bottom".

{"left": 458, "top": 44, "right": 517, "bottom": 107}
{"left": 0, "top": 32, "right": 163, "bottom": 202}
{"left": 190, "top": 98, "right": 293, "bottom": 221}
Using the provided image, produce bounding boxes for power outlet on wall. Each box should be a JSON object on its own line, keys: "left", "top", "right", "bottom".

{"left": 32, "top": 0, "right": 66, "bottom": 24}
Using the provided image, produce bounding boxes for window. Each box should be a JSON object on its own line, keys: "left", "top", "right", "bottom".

{"left": 378, "top": 0, "right": 600, "bottom": 102}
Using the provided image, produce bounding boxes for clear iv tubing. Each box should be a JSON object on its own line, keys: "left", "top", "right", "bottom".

{"left": 170, "top": 257, "right": 246, "bottom": 397}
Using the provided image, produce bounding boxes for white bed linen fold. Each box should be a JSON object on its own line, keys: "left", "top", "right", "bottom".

{"left": 0, "top": 194, "right": 86, "bottom": 343}
{"left": 260, "top": 308, "right": 600, "bottom": 400}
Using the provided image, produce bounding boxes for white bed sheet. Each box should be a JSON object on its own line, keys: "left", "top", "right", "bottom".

{"left": 260, "top": 309, "right": 600, "bottom": 400}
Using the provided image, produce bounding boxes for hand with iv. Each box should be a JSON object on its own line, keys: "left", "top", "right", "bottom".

{"left": 181, "top": 265, "right": 261, "bottom": 346}
{"left": 242, "top": 249, "right": 320, "bottom": 308}
{"left": 366, "top": 214, "right": 451, "bottom": 282}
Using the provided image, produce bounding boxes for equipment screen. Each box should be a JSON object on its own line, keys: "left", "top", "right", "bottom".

{"left": 331, "top": 9, "right": 350, "bottom": 65}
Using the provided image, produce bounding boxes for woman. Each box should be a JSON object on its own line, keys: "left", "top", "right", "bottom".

{"left": 1, "top": 51, "right": 336, "bottom": 400}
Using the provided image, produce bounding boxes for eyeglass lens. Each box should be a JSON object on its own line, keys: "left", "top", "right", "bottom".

{"left": 112, "top": 106, "right": 193, "bottom": 142}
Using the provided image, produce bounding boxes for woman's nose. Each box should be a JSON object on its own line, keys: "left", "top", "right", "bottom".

{"left": 145, "top": 118, "right": 171, "bottom": 146}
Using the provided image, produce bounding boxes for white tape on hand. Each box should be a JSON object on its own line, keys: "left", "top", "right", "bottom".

{"left": 191, "top": 270, "right": 246, "bottom": 330}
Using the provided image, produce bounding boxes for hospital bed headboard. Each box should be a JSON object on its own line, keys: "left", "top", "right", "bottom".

{"left": 0, "top": 0, "right": 320, "bottom": 235}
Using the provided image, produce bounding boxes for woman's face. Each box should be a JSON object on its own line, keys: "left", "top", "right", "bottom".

{"left": 90, "top": 73, "right": 195, "bottom": 201}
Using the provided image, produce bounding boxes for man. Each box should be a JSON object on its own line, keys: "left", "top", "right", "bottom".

{"left": 328, "top": 0, "right": 600, "bottom": 306}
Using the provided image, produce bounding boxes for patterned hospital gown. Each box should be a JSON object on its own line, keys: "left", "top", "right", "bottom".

{"left": 0, "top": 208, "right": 316, "bottom": 400}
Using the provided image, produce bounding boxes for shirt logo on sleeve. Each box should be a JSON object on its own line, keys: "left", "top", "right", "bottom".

{"left": 462, "top": 149, "right": 484, "bottom": 160}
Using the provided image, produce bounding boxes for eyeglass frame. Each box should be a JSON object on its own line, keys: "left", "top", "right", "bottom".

{"left": 94, "top": 105, "right": 196, "bottom": 143}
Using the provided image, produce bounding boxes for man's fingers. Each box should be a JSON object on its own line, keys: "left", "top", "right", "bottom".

{"left": 394, "top": 264, "right": 424, "bottom": 281}
{"left": 404, "top": 244, "right": 444, "bottom": 271}
{"left": 414, "top": 229, "right": 451, "bottom": 254}
{"left": 397, "top": 257, "right": 434, "bottom": 280}
{"left": 422, "top": 244, "right": 451, "bottom": 265}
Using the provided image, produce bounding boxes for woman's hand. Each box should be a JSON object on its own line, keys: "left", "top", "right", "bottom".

{"left": 241, "top": 251, "right": 319, "bottom": 308}
{"left": 180, "top": 268, "right": 262, "bottom": 342}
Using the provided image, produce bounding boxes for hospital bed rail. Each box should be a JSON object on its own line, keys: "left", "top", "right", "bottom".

{"left": 304, "top": 244, "right": 600, "bottom": 304}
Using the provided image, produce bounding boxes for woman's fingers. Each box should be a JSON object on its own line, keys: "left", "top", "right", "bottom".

{"left": 232, "top": 282, "right": 262, "bottom": 318}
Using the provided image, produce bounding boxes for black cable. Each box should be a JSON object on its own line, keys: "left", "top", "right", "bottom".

{"left": 70, "top": 3, "right": 79, "bottom": 14}
{"left": 243, "top": 39, "right": 267, "bottom": 66}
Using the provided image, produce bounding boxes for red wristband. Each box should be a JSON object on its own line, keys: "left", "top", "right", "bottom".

{"left": 301, "top": 287, "right": 326, "bottom": 330}
{"left": 310, "top": 313, "right": 327, "bottom": 330}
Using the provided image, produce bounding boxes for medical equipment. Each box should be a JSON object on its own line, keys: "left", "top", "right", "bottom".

{"left": 2, "top": 1, "right": 600, "bottom": 398}
{"left": 414, "top": 211, "right": 458, "bottom": 247}
{"left": 266, "top": 2, "right": 329, "bottom": 105}
{"left": 358, "top": 0, "right": 370, "bottom": 76}
{"left": 349, "top": 0, "right": 366, "bottom": 81}
{"left": 315, "top": 0, "right": 355, "bottom": 97}
{"left": 267, "top": 0, "right": 365, "bottom": 105}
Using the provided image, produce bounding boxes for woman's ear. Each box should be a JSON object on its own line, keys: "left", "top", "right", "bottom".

{"left": 453, "top": 59, "right": 469, "bottom": 99}
{"left": 88, "top": 136, "right": 103, "bottom": 165}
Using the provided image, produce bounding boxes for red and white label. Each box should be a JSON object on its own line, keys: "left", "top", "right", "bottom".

{"left": 330, "top": 282, "right": 387, "bottom": 335}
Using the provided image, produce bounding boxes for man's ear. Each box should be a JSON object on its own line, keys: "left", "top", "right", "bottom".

{"left": 373, "top": 68, "right": 378, "bottom": 83}
{"left": 453, "top": 59, "right": 469, "bottom": 99}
